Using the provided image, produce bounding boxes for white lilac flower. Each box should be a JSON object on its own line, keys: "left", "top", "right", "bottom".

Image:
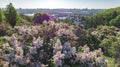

{"left": 95, "top": 48, "right": 103, "bottom": 56}
{"left": 14, "top": 54, "right": 24, "bottom": 65}
{"left": 3, "top": 62, "right": 9, "bottom": 67}
{"left": 4, "top": 54, "right": 10, "bottom": 62}
{"left": 29, "top": 46, "right": 37, "bottom": 54}
{"left": 37, "top": 36, "right": 43, "bottom": 46}
{"left": 53, "top": 51, "right": 65, "bottom": 67}
{"left": 96, "top": 57, "right": 105, "bottom": 63}
{"left": 16, "top": 46, "right": 23, "bottom": 57}
{"left": 54, "top": 58, "right": 62, "bottom": 67}
{"left": 32, "top": 27, "right": 38, "bottom": 35}
{"left": 41, "top": 64, "right": 46, "bottom": 67}
{"left": 76, "top": 52, "right": 90, "bottom": 62}
{"left": 32, "top": 37, "right": 37, "bottom": 45}
{"left": 9, "top": 34, "right": 17, "bottom": 45}
{"left": 80, "top": 53, "right": 88, "bottom": 62}
{"left": 13, "top": 40, "right": 21, "bottom": 49}
{"left": 3, "top": 36, "right": 10, "bottom": 41}
{"left": 54, "top": 39, "right": 62, "bottom": 52}
{"left": 32, "top": 36, "right": 43, "bottom": 48}
{"left": 24, "top": 57, "right": 30, "bottom": 64}
{"left": 49, "top": 21, "right": 55, "bottom": 26}
{"left": 83, "top": 45, "right": 90, "bottom": 53}
{"left": 72, "top": 47, "right": 76, "bottom": 54}
{"left": 53, "top": 51, "right": 65, "bottom": 59}
{"left": 2, "top": 43, "right": 9, "bottom": 49}
{"left": 88, "top": 52, "right": 96, "bottom": 61}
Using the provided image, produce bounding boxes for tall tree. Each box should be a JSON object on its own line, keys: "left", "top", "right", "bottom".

{"left": 0, "top": 8, "right": 2, "bottom": 22}
{"left": 5, "top": 3, "right": 17, "bottom": 27}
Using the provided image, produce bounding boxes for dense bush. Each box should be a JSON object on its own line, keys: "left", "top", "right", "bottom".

{"left": 0, "top": 22, "right": 107, "bottom": 67}
{"left": 73, "top": 25, "right": 87, "bottom": 47}
{"left": 91, "top": 26, "right": 120, "bottom": 54}
{"left": 91, "top": 26, "right": 120, "bottom": 40}
{"left": 16, "top": 15, "right": 33, "bottom": 26}
{"left": 109, "top": 15, "right": 120, "bottom": 28}
{"left": 100, "top": 37, "right": 117, "bottom": 56}
{"left": 112, "top": 38, "right": 120, "bottom": 67}
{"left": 0, "top": 22, "right": 12, "bottom": 36}
{"left": 33, "top": 13, "right": 51, "bottom": 25}
{"left": 91, "top": 25, "right": 120, "bottom": 66}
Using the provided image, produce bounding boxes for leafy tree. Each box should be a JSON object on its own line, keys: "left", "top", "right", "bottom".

{"left": 84, "top": 7, "right": 120, "bottom": 29}
{"left": 0, "top": 8, "right": 3, "bottom": 22}
{"left": 85, "top": 34, "right": 101, "bottom": 50}
{"left": 110, "top": 15, "right": 120, "bottom": 28}
{"left": 100, "top": 37, "right": 117, "bottom": 56}
{"left": 5, "top": 3, "right": 17, "bottom": 27}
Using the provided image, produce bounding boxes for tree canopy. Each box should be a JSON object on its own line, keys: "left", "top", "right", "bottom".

{"left": 5, "top": 3, "right": 18, "bottom": 27}
{"left": 84, "top": 7, "right": 120, "bottom": 29}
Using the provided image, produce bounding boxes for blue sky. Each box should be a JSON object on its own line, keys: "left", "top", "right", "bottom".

{"left": 0, "top": 0, "right": 120, "bottom": 9}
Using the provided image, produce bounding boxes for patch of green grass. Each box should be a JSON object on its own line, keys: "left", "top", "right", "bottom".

{"left": 103, "top": 55, "right": 117, "bottom": 67}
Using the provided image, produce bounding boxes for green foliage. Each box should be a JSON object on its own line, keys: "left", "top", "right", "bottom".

{"left": 84, "top": 7, "right": 120, "bottom": 29}
{"left": 85, "top": 34, "right": 101, "bottom": 50}
{"left": 5, "top": 3, "right": 18, "bottom": 27}
{"left": 55, "top": 18, "right": 74, "bottom": 25}
{"left": 90, "top": 25, "right": 120, "bottom": 66}
{"left": 0, "top": 39, "right": 7, "bottom": 45}
{"left": 109, "top": 15, "right": 120, "bottom": 28}
{"left": 111, "top": 38, "right": 120, "bottom": 66}
{"left": 100, "top": 37, "right": 117, "bottom": 56}
{"left": 0, "top": 8, "right": 3, "bottom": 22}
{"left": 103, "top": 56, "right": 117, "bottom": 67}
{"left": 19, "top": 14, "right": 33, "bottom": 22}
{"left": 101, "top": 37, "right": 120, "bottom": 66}
{"left": 16, "top": 15, "right": 32, "bottom": 26}
{"left": 0, "top": 22, "right": 12, "bottom": 36}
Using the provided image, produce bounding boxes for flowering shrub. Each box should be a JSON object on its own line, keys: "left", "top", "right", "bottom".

{"left": 0, "top": 22, "right": 12, "bottom": 36}
{"left": 33, "top": 13, "right": 51, "bottom": 25}
{"left": 0, "top": 21, "right": 107, "bottom": 67}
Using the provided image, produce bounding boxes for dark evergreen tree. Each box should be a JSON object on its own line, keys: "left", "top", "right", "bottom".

{"left": 5, "top": 3, "right": 17, "bottom": 27}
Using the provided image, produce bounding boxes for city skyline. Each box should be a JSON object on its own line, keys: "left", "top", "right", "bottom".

{"left": 0, "top": 0, "right": 120, "bottom": 9}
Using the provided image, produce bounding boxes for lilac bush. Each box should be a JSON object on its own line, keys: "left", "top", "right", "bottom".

{"left": 33, "top": 13, "right": 51, "bottom": 25}
{"left": 0, "top": 21, "right": 107, "bottom": 67}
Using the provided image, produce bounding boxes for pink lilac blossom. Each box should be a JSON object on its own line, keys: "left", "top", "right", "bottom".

{"left": 53, "top": 51, "right": 65, "bottom": 67}
{"left": 54, "top": 39, "right": 62, "bottom": 52}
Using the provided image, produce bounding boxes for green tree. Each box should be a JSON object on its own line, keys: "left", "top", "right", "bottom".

{"left": 84, "top": 7, "right": 120, "bottom": 29}
{"left": 5, "top": 3, "right": 17, "bottom": 27}
{"left": 109, "top": 15, "right": 120, "bottom": 28}
{"left": 0, "top": 8, "right": 2, "bottom": 22}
